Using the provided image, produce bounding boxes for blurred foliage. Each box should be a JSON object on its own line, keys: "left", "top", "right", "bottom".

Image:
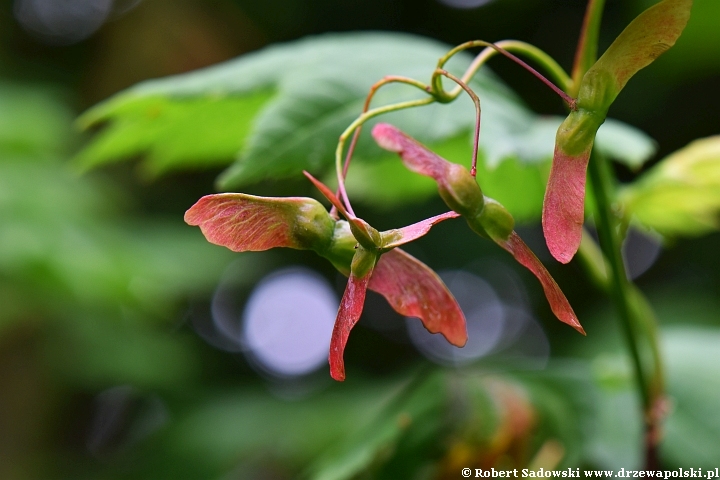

{"left": 76, "top": 31, "right": 656, "bottom": 231}
{"left": 0, "top": 84, "right": 232, "bottom": 325}
{"left": 621, "top": 136, "right": 720, "bottom": 237}
{"left": 0, "top": 82, "right": 235, "bottom": 477}
{"left": 1, "top": 0, "right": 720, "bottom": 478}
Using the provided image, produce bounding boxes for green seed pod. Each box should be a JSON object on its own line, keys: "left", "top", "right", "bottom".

{"left": 321, "top": 220, "right": 358, "bottom": 276}
{"left": 292, "top": 199, "right": 339, "bottom": 250}
{"left": 470, "top": 197, "right": 514, "bottom": 243}
{"left": 438, "top": 162, "right": 485, "bottom": 218}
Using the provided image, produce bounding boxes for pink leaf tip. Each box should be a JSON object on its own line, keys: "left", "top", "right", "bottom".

{"left": 372, "top": 123, "right": 449, "bottom": 182}
{"left": 499, "top": 232, "right": 585, "bottom": 335}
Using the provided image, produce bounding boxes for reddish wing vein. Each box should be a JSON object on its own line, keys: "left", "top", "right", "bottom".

{"left": 184, "top": 193, "right": 313, "bottom": 251}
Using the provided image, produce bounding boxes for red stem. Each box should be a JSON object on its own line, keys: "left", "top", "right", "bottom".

{"left": 443, "top": 40, "right": 576, "bottom": 109}
{"left": 435, "top": 69, "right": 481, "bottom": 177}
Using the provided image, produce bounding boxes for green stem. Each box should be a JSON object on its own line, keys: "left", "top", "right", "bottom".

{"left": 334, "top": 76, "right": 430, "bottom": 217}
{"left": 587, "top": 149, "right": 664, "bottom": 467}
{"left": 588, "top": 149, "right": 648, "bottom": 405}
{"left": 335, "top": 96, "right": 435, "bottom": 215}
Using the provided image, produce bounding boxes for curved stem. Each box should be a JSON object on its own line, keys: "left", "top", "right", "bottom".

{"left": 435, "top": 69, "right": 482, "bottom": 177}
{"left": 341, "top": 76, "right": 429, "bottom": 181}
{"left": 471, "top": 40, "right": 573, "bottom": 94}
{"left": 331, "top": 77, "right": 429, "bottom": 216}
{"left": 432, "top": 40, "right": 574, "bottom": 107}
{"left": 334, "top": 96, "right": 436, "bottom": 216}
{"left": 333, "top": 39, "right": 574, "bottom": 214}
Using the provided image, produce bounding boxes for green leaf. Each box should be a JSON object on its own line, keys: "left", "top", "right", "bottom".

{"left": 47, "top": 312, "right": 201, "bottom": 389}
{"left": 0, "top": 155, "right": 233, "bottom": 318}
{"left": 309, "top": 366, "right": 600, "bottom": 478}
{"left": 166, "top": 383, "right": 394, "bottom": 474}
{"left": 595, "top": 119, "right": 657, "bottom": 170}
{"left": 307, "top": 372, "right": 450, "bottom": 480}
{"left": 575, "top": 323, "right": 720, "bottom": 469}
{"left": 344, "top": 152, "right": 439, "bottom": 209}
{"left": 490, "top": 362, "right": 595, "bottom": 468}
{"left": 76, "top": 91, "right": 274, "bottom": 177}
{"left": 78, "top": 31, "right": 661, "bottom": 198}
{"left": 586, "top": 354, "right": 643, "bottom": 469}
{"left": 71, "top": 33, "right": 565, "bottom": 189}
{"left": 1, "top": 84, "right": 235, "bottom": 327}
{"left": 620, "top": 136, "right": 720, "bottom": 237}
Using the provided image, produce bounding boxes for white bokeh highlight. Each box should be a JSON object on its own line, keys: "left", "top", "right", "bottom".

{"left": 242, "top": 267, "right": 338, "bottom": 378}
{"left": 622, "top": 227, "right": 662, "bottom": 280}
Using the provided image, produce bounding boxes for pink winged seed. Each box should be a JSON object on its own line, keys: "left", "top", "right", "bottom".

{"left": 498, "top": 232, "right": 585, "bottom": 335}
{"left": 373, "top": 122, "right": 583, "bottom": 335}
{"left": 542, "top": 147, "right": 590, "bottom": 264}
{"left": 184, "top": 194, "right": 308, "bottom": 251}
{"left": 383, "top": 211, "right": 461, "bottom": 249}
{"left": 329, "top": 271, "right": 373, "bottom": 381}
{"left": 369, "top": 249, "right": 467, "bottom": 347}
{"left": 372, "top": 123, "right": 450, "bottom": 184}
